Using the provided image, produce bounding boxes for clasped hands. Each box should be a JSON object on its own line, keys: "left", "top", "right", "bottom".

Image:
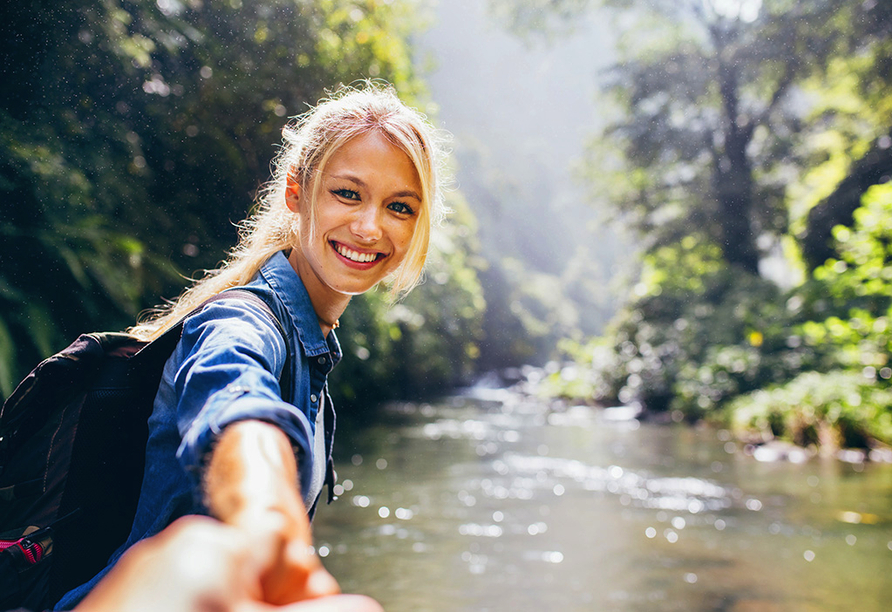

{"left": 76, "top": 420, "right": 381, "bottom": 612}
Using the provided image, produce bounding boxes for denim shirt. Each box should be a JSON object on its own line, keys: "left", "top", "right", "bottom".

{"left": 55, "top": 251, "right": 340, "bottom": 610}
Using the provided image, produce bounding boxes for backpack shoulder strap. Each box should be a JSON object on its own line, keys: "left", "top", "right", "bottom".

{"left": 154, "top": 289, "right": 293, "bottom": 403}
{"left": 209, "top": 289, "right": 288, "bottom": 345}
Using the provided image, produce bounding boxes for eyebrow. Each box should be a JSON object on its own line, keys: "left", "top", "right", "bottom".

{"left": 330, "top": 173, "right": 422, "bottom": 201}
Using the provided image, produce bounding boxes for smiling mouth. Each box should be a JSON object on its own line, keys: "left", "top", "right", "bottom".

{"left": 332, "top": 241, "right": 384, "bottom": 264}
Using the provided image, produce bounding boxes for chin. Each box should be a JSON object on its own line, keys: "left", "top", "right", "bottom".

{"left": 329, "top": 279, "right": 384, "bottom": 296}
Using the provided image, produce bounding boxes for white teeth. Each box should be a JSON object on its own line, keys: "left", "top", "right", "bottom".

{"left": 336, "top": 243, "right": 377, "bottom": 263}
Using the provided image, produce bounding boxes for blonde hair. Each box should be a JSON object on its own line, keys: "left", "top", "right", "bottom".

{"left": 130, "top": 81, "right": 450, "bottom": 341}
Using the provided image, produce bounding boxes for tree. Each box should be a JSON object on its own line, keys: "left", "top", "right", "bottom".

{"left": 590, "top": 0, "right": 872, "bottom": 275}
{"left": 491, "top": 0, "right": 888, "bottom": 276}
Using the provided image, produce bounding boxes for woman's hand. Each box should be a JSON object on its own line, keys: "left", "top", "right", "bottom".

{"left": 74, "top": 516, "right": 382, "bottom": 612}
{"left": 203, "top": 420, "right": 340, "bottom": 604}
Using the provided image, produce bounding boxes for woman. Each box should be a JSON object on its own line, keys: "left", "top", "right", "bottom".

{"left": 55, "top": 81, "right": 449, "bottom": 609}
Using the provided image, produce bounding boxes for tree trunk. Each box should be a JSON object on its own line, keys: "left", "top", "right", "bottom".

{"left": 714, "top": 155, "right": 760, "bottom": 275}
{"left": 713, "top": 62, "right": 760, "bottom": 275}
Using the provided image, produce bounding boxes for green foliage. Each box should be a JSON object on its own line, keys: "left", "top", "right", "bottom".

{"left": 0, "top": 0, "right": 487, "bottom": 404}
{"left": 789, "top": 17, "right": 892, "bottom": 267}
{"left": 726, "top": 370, "right": 892, "bottom": 448}
{"left": 716, "top": 186, "right": 892, "bottom": 450}
{"left": 551, "top": 180, "right": 892, "bottom": 453}
{"left": 536, "top": 336, "right": 614, "bottom": 402}
{"left": 798, "top": 184, "right": 892, "bottom": 373}
{"left": 789, "top": 52, "right": 892, "bottom": 234}
{"left": 595, "top": 264, "right": 814, "bottom": 416}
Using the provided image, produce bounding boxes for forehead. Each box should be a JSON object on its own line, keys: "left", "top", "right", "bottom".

{"left": 321, "top": 131, "right": 421, "bottom": 191}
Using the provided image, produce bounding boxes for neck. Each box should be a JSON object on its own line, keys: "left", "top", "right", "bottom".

{"left": 287, "top": 248, "right": 350, "bottom": 336}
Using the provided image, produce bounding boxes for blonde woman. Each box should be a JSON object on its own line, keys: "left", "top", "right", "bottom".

{"left": 56, "top": 81, "right": 449, "bottom": 610}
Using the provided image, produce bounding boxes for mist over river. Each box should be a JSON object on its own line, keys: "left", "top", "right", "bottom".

{"left": 313, "top": 388, "right": 892, "bottom": 612}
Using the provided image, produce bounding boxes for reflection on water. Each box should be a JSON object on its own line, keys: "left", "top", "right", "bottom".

{"left": 313, "top": 394, "right": 892, "bottom": 612}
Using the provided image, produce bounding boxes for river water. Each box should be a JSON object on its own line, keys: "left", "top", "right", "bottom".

{"left": 313, "top": 390, "right": 892, "bottom": 611}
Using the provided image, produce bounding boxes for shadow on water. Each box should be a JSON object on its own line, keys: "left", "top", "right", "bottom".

{"left": 313, "top": 391, "right": 892, "bottom": 612}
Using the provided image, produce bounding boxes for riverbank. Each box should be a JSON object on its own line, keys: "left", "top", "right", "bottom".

{"left": 471, "top": 364, "right": 892, "bottom": 465}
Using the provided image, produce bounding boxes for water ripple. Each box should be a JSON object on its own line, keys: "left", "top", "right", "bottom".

{"left": 496, "top": 453, "right": 733, "bottom": 513}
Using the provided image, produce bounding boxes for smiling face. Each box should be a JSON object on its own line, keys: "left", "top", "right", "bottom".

{"left": 286, "top": 130, "right": 422, "bottom": 318}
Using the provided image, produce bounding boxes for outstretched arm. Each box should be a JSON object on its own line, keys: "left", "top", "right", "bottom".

{"left": 204, "top": 419, "right": 339, "bottom": 604}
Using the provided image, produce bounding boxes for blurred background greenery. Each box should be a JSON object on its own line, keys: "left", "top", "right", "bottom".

{"left": 2, "top": 0, "right": 891, "bottom": 450}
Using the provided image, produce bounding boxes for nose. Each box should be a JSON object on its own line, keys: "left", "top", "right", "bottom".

{"left": 350, "top": 204, "right": 383, "bottom": 243}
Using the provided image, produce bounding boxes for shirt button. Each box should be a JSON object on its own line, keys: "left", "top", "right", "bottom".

{"left": 318, "top": 356, "right": 326, "bottom": 364}
{"left": 310, "top": 394, "right": 318, "bottom": 403}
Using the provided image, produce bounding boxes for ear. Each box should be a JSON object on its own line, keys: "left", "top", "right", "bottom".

{"left": 285, "top": 175, "right": 301, "bottom": 213}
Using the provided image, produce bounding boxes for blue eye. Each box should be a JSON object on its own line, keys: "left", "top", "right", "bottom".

{"left": 388, "top": 201, "right": 415, "bottom": 215}
{"left": 333, "top": 189, "right": 360, "bottom": 201}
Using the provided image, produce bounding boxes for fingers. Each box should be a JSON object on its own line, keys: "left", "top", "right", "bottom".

{"left": 259, "top": 538, "right": 340, "bottom": 604}
{"left": 305, "top": 565, "right": 341, "bottom": 599}
{"left": 225, "top": 502, "right": 340, "bottom": 605}
{"left": 285, "top": 538, "right": 340, "bottom": 597}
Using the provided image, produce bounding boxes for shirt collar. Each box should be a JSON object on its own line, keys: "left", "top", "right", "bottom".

{"left": 259, "top": 251, "right": 341, "bottom": 363}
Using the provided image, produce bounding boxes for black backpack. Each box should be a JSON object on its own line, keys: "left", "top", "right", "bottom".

{"left": 0, "top": 290, "right": 284, "bottom": 611}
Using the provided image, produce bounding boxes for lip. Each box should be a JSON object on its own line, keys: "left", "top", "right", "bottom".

{"left": 330, "top": 240, "right": 387, "bottom": 269}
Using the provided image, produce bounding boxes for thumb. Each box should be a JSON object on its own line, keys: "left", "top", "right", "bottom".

{"left": 283, "top": 538, "right": 340, "bottom": 597}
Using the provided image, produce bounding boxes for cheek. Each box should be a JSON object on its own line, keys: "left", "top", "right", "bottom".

{"left": 307, "top": 206, "right": 340, "bottom": 243}
{"left": 394, "top": 219, "right": 419, "bottom": 252}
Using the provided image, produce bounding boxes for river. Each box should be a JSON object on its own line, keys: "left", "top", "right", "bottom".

{"left": 313, "top": 389, "right": 892, "bottom": 611}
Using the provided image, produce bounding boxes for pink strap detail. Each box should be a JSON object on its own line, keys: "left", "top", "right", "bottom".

{"left": 0, "top": 536, "right": 44, "bottom": 564}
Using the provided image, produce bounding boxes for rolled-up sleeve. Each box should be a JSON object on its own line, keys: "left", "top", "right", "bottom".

{"left": 172, "top": 298, "right": 314, "bottom": 493}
